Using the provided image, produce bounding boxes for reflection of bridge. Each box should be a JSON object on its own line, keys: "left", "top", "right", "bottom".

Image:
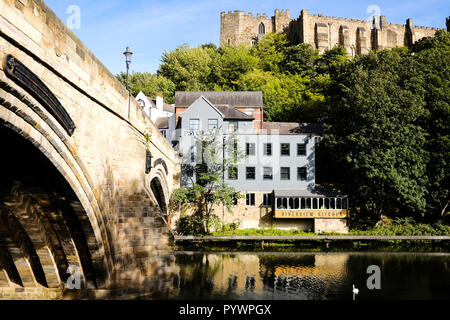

{"left": 0, "top": 0, "right": 180, "bottom": 298}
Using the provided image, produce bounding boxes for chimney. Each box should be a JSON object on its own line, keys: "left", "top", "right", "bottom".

{"left": 156, "top": 93, "right": 163, "bottom": 110}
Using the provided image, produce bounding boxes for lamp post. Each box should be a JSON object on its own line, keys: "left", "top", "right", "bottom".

{"left": 123, "top": 47, "right": 133, "bottom": 92}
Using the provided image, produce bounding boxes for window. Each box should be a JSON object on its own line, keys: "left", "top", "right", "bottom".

{"left": 258, "top": 23, "right": 265, "bottom": 35}
{"left": 262, "top": 193, "right": 273, "bottom": 207}
{"left": 208, "top": 119, "right": 218, "bottom": 130}
{"left": 246, "top": 193, "right": 255, "bottom": 206}
{"left": 251, "top": 40, "right": 257, "bottom": 47}
{"left": 280, "top": 167, "right": 290, "bottom": 180}
{"left": 281, "top": 143, "right": 290, "bottom": 156}
{"left": 160, "top": 130, "right": 166, "bottom": 138}
{"left": 277, "top": 197, "right": 288, "bottom": 209}
{"left": 264, "top": 143, "right": 272, "bottom": 156}
{"left": 246, "top": 167, "right": 255, "bottom": 180}
{"left": 189, "top": 119, "right": 199, "bottom": 130}
{"left": 228, "top": 121, "right": 238, "bottom": 132}
{"left": 263, "top": 167, "right": 273, "bottom": 180}
{"left": 297, "top": 167, "right": 307, "bottom": 181}
{"left": 182, "top": 165, "right": 194, "bottom": 177}
{"left": 246, "top": 143, "right": 255, "bottom": 156}
{"left": 190, "top": 145, "right": 196, "bottom": 162}
{"left": 227, "top": 38, "right": 231, "bottom": 46}
{"left": 297, "top": 143, "right": 307, "bottom": 156}
{"left": 228, "top": 165, "right": 238, "bottom": 180}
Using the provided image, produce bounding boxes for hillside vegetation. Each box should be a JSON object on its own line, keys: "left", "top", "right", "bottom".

{"left": 117, "top": 32, "right": 449, "bottom": 225}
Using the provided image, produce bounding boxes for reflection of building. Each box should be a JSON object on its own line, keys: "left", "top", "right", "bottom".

{"left": 136, "top": 92, "right": 176, "bottom": 143}
{"left": 173, "top": 91, "right": 348, "bottom": 233}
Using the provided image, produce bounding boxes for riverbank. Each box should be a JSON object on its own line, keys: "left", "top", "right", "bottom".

{"left": 174, "top": 235, "right": 450, "bottom": 253}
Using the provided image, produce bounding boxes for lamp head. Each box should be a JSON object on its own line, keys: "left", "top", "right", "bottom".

{"left": 123, "top": 47, "right": 133, "bottom": 63}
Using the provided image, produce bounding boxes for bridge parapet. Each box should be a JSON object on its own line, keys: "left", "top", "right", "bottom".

{"left": 0, "top": 0, "right": 180, "bottom": 297}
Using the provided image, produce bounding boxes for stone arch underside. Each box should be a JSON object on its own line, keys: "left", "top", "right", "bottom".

{"left": 0, "top": 79, "right": 112, "bottom": 292}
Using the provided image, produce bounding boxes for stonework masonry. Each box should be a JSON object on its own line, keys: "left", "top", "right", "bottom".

{"left": 221, "top": 9, "right": 449, "bottom": 54}
{"left": 0, "top": 0, "right": 181, "bottom": 299}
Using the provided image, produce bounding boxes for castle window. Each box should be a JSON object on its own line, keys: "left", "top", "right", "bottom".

{"left": 258, "top": 23, "right": 265, "bottom": 35}
{"left": 227, "top": 39, "right": 231, "bottom": 46}
{"left": 251, "top": 40, "right": 257, "bottom": 47}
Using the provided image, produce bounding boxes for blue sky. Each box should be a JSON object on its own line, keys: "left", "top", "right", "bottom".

{"left": 44, "top": 0, "right": 448, "bottom": 75}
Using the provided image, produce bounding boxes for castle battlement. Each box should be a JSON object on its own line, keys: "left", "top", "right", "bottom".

{"left": 221, "top": 8, "right": 447, "bottom": 51}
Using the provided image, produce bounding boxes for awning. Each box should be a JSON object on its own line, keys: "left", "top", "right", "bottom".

{"left": 273, "top": 187, "right": 346, "bottom": 198}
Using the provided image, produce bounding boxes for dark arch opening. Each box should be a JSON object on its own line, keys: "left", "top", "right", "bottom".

{"left": 151, "top": 178, "right": 167, "bottom": 214}
{"left": 0, "top": 123, "right": 98, "bottom": 288}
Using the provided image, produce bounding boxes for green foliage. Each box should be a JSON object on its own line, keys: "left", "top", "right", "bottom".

{"left": 123, "top": 31, "right": 448, "bottom": 223}
{"left": 251, "top": 33, "right": 288, "bottom": 73}
{"left": 116, "top": 72, "right": 175, "bottom": 103}
{"left": 210, "top": 219, "right": 450, "bottom": 236}
{"left": 211, "top": 45, "right": 259, "bottom": 90}
{"left": 320, "top": 32, "right": 450, "bottom": 220}
{"left": 281, "top": 43, "right": 319, "bottom": 75}
{"left": 176, "top": 211, "right": 208, "bottom": 236}
{"left": 158, "top": 44, "right": 217, "bottom": 92}
{"left": 171, "top": 129, "right": 245, "bottom": 234}
{"left": 322, "top": 49, "right": 429, "bottom": 218}
{"left": 349, "top": 218, "right": 450, "bottom": 236}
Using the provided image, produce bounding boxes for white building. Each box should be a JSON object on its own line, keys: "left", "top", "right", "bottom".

{"left": 136, "top": 91, "right": 176, "bottom": 144}
{"left": 172, "top": 91, "right": 349, "bottom": 233}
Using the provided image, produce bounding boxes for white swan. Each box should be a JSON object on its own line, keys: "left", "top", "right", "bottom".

{"left": 352, "top": 284, "right": 359, "bottom": 295}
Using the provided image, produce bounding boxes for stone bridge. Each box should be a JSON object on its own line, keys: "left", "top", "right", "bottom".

{"left": 0, "top": 0, "right": 181, "bottom": 299}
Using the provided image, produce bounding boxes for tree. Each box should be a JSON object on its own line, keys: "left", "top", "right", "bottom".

{"left": 172, "top": 128, "right": 245, "bottom": 234}
{"left": 321, "top": 50, "right": 429, "bottom": 219}
{"left": 210, "top": 45, "right": 259, "bottom": 90}
{"left": 281, "top": 43, "right": 319, "bottom": 75}
{"left": 411, "top": 30, "right": 450, "bottom": 217}
{"left": 251, "top": 33, "right": 288, "bottom": 73}
{"left": 239, "top": 71, "right": 326, "bottom": 122}
{"left": 316, "top": 46, "right": 348, "bottom": 76}
{"left": 157, "top": 44, "right": 217, "bottom": 91}
{"left": 116, "top": 72, "right": 176, "bottom": 103}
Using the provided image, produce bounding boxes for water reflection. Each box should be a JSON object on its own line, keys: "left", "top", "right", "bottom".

{"left": 175, "top": 252, "right": 450, "bottom": 300}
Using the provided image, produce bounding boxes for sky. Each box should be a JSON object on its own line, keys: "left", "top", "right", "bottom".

{"left": 44, "top": 0, "right": 449, "bottom": 76}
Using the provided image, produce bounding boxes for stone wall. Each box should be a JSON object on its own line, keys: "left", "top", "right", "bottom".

{"left": 314, "top": 218, "right": 348, "bottom": 233}
{"left": 221, "top": 8, "right": 447, "bottom": 54}
{"left": 0, "top": 0, "right": 180, "bottom": 298}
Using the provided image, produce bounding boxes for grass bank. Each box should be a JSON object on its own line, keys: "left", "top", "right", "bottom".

{"left": 210, "top": 220, "right": 450, "bottom": 237}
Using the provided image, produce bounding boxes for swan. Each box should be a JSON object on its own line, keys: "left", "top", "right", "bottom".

{"left": 352, "top": 284, "right": 359, "bottom": 295}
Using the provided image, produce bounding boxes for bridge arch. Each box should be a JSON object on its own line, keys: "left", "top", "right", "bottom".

{"left": 0, "top": 80, "right": 112, "bottom": 289}
{"left": 147, "top": 163, "right": 170, "bottom": 215}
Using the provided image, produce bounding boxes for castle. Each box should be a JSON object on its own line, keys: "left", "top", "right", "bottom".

{"left": 220, "top": 9, "right": 450, "bottom": 54}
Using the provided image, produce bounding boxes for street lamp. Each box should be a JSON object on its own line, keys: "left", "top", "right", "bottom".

{"left": 123, "top": 47, "right": 133, "bottom": 92}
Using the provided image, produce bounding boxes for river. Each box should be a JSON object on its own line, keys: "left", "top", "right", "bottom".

{"left": 173, "top": 251, "right": 450, "bottom": 300}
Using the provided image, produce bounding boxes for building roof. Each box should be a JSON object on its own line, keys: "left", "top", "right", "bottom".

{"left": 175, "top": 91, "right": 263, "bottom": 108}
{"left": 274, "top": 186, "right": 346, "bottom": 198}
{"left": 155, "top": 117, "right": 169, "bottom": 129}
{"left": 262, "top": 122, "right": 323, "bottom": 135}
{"left": 147, "top": 96, "right": 175, "bottom": 113}
{"left": 215, "top": 104, "right": 254, "bottom": 120}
